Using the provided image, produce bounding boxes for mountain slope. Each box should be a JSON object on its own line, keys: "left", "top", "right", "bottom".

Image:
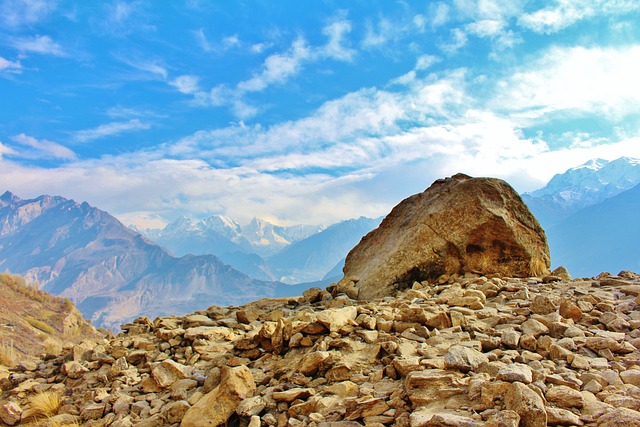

{"left": 523, "top": 156, "right": 640, "bottom": 228}
{"left": 0, "top": 192, "right": 292, "bottom": 329}
{"left": 268, "top": 216, "right": 382, "bottom": 283}
{"left": 548, "top": 183, "right": 640, "bottom": 277}
{"left": 0, "top": 272, "right": 101, "bottom": 369}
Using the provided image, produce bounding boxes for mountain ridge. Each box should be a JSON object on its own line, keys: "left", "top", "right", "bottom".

{"left": 0, "top": 192, "right": 293, "bottom": 330}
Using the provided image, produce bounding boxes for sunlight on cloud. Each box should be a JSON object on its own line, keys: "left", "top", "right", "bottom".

{"left": 494, "top": 45, "right": 640, "bottom": 120}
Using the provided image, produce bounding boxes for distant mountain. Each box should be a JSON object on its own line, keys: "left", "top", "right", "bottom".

{"left": 548, "top": 183, "right": 640, "bottom": 277}
{"left": 268, "top": 217, "right": 382, "bottom": 283}
{"left": 140, "top": 216, "right": 323, "bottom": 257}
{"left": 522, "top": 157, "right": 640, "bottom": 228}
{"left": 0, "top": 192, "right": 296, "bottom": 329}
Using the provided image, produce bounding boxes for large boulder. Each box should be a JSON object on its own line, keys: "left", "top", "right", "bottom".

{"left": 337, "top": 174, "right": 549, "bottom": 300}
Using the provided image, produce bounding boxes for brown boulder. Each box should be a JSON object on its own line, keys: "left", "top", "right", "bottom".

{"left": 337, "top": 174, "right": 550, "bottom": 300}
{"left": 180, "top": 365, "right": 256, "bottom": 427}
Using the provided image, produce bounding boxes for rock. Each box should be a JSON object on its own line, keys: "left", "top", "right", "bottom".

{"left": 496, "top": 363, "right": 533, "bottom": 384}
{"left": 546, "top": 407, "right": 583, "bottom": 426}
{"left": 316, "top": 307, "right": 357, "bottom": 333}
{"left": 405, "top": 369, "right": 466, "bottom": 406}
{"left": 425, "top": 413, "right": 483, "bottom": 426}
{"left": 545, "top": 385, "right": 583, "bottom": 408}
{"left": 164, "top": 400, "right": 191, "bottom": 424}
{"left": 0, "top": 401, "right": 22, "bottom": 426}
{"left": 504, "top": 382, "right": 547, "bottom": 427}
{"left": 530, "top": 295, "right": 556, "bottom": 315}
{"left": 152, "top": 359, "right": 192, "bottom": 388}
{"left": 81, "top": 403, "right": 106, "bottom": 421}
{"left": 559, "top": 299, "right": 582, "bottom": 321}
{"left": 180, "top": 365, "right": 256, "bottom": 427}
{"left": 621, "top": 370, "right": 640, "bottom": 387}
{"left": 485, "top": 410, "right": 520, "bottom": 427}
{"left": 521, "top": 319, "right": 549, "bottom": 337}
{"left": 597, "top": 407, "right": 640, "bottom": 426}
{"left": 336, "top": 174, "right": 550, "bottom": 299}
{"left": 444, "top": 345, "right": 489, "bottom": 372}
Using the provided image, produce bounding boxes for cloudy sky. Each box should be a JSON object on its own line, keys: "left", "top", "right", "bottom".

{"left": 1, "top": 0, "right": 640, "bottom": 228}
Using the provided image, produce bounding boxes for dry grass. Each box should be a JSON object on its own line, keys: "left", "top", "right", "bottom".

{"left": 0, "top": 340, "right": 16, "bottom": 366}
{"left": 27, "top": 391, "right": 61, "bottom": 419}
{"left": 26, "top": 317, "right": 56, "bottom": 335}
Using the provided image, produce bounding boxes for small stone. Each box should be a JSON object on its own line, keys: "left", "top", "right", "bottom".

{"left": 501, "top": 330, "right": 521, "bottom": 349}
{"left": 546, "top": 407, "right": 583, "bottom": 426}
{"left": 496, "top": 363, "right": 533, "bottom": 384}
{"left": 531, "top": 295, "right": 556, "bottom": 315}
{"left": 444, "top": 345, "right": 489, "bottom": 372}
{"left": 559, "top": 300, "right": 582, "bottom": 322}
{"left": 485, "top": 410, "right": 520, "bottom": 427}
{"left": 597, "top": 407, "right": 640, "bottom": 426}
{"left": 0, "top": 401, "right": 22, "bottom": 426}
{"left": 521, "top": 319, "right": 549, "bottom": 337}
{"left": 504, "top": 382, "right": 547, "bottom": 427}
{"left": 545, "top": 385, "right": 583, "bottom": 408}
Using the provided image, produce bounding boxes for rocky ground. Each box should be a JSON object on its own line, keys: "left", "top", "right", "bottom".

{"left": 2, "top": 270, "right": 640, "bottom": 426}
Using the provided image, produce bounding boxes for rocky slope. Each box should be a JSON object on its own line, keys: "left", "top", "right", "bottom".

{"left": 2, "top": 270, "right": 640, "bottom": 426}
{"left": 0, "top": 273, "right": 101, "bottom": 375}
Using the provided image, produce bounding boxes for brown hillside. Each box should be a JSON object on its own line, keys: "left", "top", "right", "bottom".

{"left": 0, "top": 273, "right": 103, "bottom": 372}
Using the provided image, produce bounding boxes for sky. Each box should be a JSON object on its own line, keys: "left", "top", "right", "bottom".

{"left": 1, "top": 0, "right": 640, "bottom": 228}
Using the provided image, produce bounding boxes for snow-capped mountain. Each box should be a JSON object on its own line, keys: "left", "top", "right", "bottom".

{"left": 138, "top": 216, "right": 323, "bottom": 258}
{"left": 522, "top": 157, "right": 640, "bottom": 228}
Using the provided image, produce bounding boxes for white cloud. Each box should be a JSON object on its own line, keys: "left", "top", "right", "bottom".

{"left": 74, "top": 119, "right": 150, "bottom": 142}
{"left": 518, "top": 0, "right": 640, "bottom": 34}
{"left": 237, "top": 38, "right": 311, "bottom": 93}
{"left": 428, "top": 2, "right": 450, "bottom": 28}
{"left": 466, "top": 19, "right": 505, "bottom": 37}
{"left": 116, "top": 54, "right": 168, "bottom": 79}
{"left": 12, "top": 35, "right": 66, "bottom": 56}
{"left": 322, "top": 17, "right": 356, "bottom": 61}
{"left": 10, "top": 133, "right": 76, "bottom": 160}
{"left": 493, "top": 45, "right": 640, "bottom": 120}
{"left": 416, "top": 55, "right": 439, "bottom": 70}
{"left": 0, "top": 0, "right": 56, "bottom": 28}
{"left": 0, "top": 56, "right": 23, "bottom": 73}
{"left": 170, "top": 75, "right": 200, "bottom": 95}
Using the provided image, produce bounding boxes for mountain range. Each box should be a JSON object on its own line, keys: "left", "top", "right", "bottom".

{"left": 522, "top": 156, "right": 640, "bottom": 277}
{"left": 134, "top": 215, "right": 381, "bottom": 284}
{"left": 0, "top": 156, "right": 637, "bottom": 328}
{"left": 0, "top": 192, "right": 301, "bottom": 329}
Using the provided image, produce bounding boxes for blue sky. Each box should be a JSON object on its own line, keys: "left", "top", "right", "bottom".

{"left": 1, "top": 0, "right": 640, "bottom": 227}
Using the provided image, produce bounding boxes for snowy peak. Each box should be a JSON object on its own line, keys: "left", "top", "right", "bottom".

{"left": 201, "top": 215, "right": 241, "bottom": 238}
{"left": 522, "top": 156, "right": 640, "bottom": 228}
{"left": 529, "top": 156, "right": 640, "bottom": 201}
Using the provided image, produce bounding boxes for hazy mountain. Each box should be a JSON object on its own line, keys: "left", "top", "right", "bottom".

{"left": 522, "top": 157, "right": 640, "bottom": 228}
{"left": 548, "top": 183, "right": 640, "bottom": 277}
{"left": 136, "top": 215, "right": 324, "bottom": 268}
{"left": 0, "top": 192, "right": 295, "bottom": 329}
{"left": 268, "top": 217, "right": 382, "bottom": 283}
